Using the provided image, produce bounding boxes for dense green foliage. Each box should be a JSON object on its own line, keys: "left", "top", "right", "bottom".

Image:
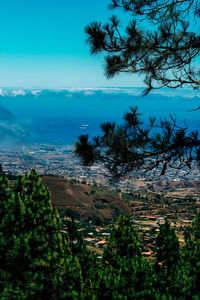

{"left": 1, "top": 172, "right": 200, "bottom": 299}
{"left": 96, "top": 215, "right": 156, "bottom": 299}
{"left": 0, "top": 171, "right": 81, "bottom": 299}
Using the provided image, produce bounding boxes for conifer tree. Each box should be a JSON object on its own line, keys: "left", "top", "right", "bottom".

{"left": 154, "top": 220, "right": 181, "bottom": 297}
{"left": 96, "top": 215, "right": 157, "bottom": 299}
{"left": 62, "top": 217, "right": 99, "bottom": 299}
{"left": 75, "top": 0, "right": 200, "bottom": 178}
{"left": 85, "top": 0, "right": 200, "bottom": 92}
{"left": 179, "top": 211, "right": 200, "bottom": 298}
{"left": 0, "top": 171, "right": 82, "bottom": 299}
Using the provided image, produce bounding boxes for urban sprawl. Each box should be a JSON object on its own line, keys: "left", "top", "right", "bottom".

{"left": 1, "top": 143, "right": 199, "bottom": 191}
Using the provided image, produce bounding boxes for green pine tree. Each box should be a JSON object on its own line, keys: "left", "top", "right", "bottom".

{"left": 96, "top": 215, "right": 157, "bottom": 299}
{"left": 179, "top": 211, "right": 200, "bottom": 298}
{"left": 75, "top": 0, "right": 200, "bottom": 179}
{"left": 0, "top": 171, "right": 82, "bottom": 299}
{"left": 62, "top": 217, "right": 99, "bottom": 299}
{"left": 154, "top": 220, "right": 181, "bottom": 298}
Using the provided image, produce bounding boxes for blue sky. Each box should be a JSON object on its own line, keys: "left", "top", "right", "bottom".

{"left": 0, "top": 0, "right": 144, "bottom": 88}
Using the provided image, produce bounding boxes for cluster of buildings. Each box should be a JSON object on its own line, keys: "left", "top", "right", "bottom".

{"left": 0, "top": 143, "right": 111, "bottom": 183}
{"left": 0, "top": 143, "right": 199, "bottom": 190}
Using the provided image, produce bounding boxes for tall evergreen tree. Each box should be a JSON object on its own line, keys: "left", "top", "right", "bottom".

{"left": 0, "top": 171, "right": 81, "bottom": 299}
{"left": 96, "top": 215, "right": 157, "bottom": 299}
{"left": 179, "top": 210, "right": 200, "bottom": 298}
{"left": 154, "top": 220, "right": 181, "bottom": 297}
{"left": 62, "top": 217, "right": 99, "bottom": 299}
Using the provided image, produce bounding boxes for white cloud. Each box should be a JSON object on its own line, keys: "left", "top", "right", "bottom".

{"left": 12, "top": 89, "right": 26, "bottom": 96}
{"left": 64, "top": 88, "right": 82, "bottom": 93}
{"left": 150, "top": 88, "right": 199, "bottom": 98}
{"left": 100, "top": 87, "right": 142, "bottom": 96}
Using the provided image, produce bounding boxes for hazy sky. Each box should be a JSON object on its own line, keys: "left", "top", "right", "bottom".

{"left": 0, "top": 0, "right": 145, "bottom": 88}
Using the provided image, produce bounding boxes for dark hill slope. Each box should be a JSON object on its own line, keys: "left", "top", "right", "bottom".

{"left": 41, "top": 176, "right": 132, "bottom": 222}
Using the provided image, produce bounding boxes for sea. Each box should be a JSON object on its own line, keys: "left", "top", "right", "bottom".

{"left": 0, "top": 87, "right": 200, "bottom": 147}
